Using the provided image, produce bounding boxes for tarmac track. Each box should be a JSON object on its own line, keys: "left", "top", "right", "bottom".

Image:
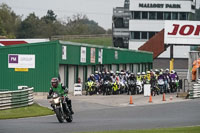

{"left": 0, "top": 98, "right": 200, "bottom": 133}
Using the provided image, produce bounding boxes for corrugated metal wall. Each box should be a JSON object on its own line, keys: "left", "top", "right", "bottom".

{"left": 59, "top": 41, "right": 153, "bottom": 65}
{"left": 0, "top": 41, "right": 59, "bottom": 92}
{"left": 0, "top": 40, "right": 153, "bottom": 92}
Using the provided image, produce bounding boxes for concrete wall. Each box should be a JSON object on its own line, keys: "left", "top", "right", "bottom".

{"left": 68, "top": 65, "right": 75, "bottom": 92}
{"left": 126, "top": 64, "right": 130, "bottom": 71}
{"left": 133, "top": 64, "right": 138, "bottom": 73}
{"left": 112, "top": 64, "right": 118, "bottom": 72}
{"left": 87, "top": 66, "right": 92, "bottom": 78}
{"left": 153, "top": 58, "right": 188, "bottom": 69}
{"left": 119, "top": 64, "right": 123, "bottom": 71}
{"left": 78, "top": 66, "right": 84, "bottom": 84}
{"left": 59, "top": 65, "right": 65, "bottom": 86}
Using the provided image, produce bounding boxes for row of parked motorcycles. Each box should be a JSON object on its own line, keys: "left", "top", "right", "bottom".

{"left": 85, "top": 79, "right": 143, "bottom": 96}
{"left": 85, "top": 78, "right": 180, "bottom": 96}
{"left": 150, "top": 78, "right": 180, "bottom": 96}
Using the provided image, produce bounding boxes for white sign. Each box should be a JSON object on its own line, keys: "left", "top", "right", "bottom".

{"left": 144, "top": 84, "right": 151, "bottom": 97}
{"left": 115, "top": 51, "right": 118, "bottom": 60}
{"left": 80, "top": 47, "right": 86, "bottom": 63}
{"left": 8, "top": 54, "right": 35, "bottom": 68}
{"left": 62, "top": 46, "right": 67, "bottom": 60}
{"left": 164, "top": 21, "right": 200, "bottom": 45}
{"left": 98, "top": 49, "right": 103, "bottom": 64}
{"left": 130, "top": 0, "right": 194, "bottom": 12}
{"left": 90, "top": 48, "right": 96, "bottom": 63}
{"left": 74, "top": 83, "right": 82, "bottom": 96}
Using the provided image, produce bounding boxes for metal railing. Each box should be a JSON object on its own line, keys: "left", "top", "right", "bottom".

{"left": 0, "top": 87, "right": 34, "bottom": 110}
{"left": 189, "top": 83, "right": 200, "bottom": 99}
{"left": 51, "top": 34, "right": 112, "bottom": 41}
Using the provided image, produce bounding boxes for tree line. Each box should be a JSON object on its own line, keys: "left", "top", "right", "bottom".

{"left": 0, "top": 3, "right": 111, "bottom": 39}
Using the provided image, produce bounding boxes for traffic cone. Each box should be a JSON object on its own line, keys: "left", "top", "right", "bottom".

{"left": 129, "top": 96, "right": 133, "bottom": 104}
{"left": 149, "top": 94, "right": 152, "bottom": 103}
{"left": 170, "top": 96, "right": 173, "bottom": 100}
{"left": 162, "top": 93, "right": 166, "bottom": 101}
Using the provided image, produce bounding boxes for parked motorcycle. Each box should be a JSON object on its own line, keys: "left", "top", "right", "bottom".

{"left": 170, "top": 79, "right": 178, "bottom": 93}
{"left": 151, "top": 82, "right": 160, "bottom": 96}
{"left": 85, "top": 81, "right": 95, "bottom": 95}
{"left": 103, "top": 80, "right": 112, "bottom": 95}
{"left": 47, "top": 92, "right": 73, "bottom": 123}
{"left": 158, "top": 79, "right": 165, "bottom": 94}
{"left": 127, "top": 80, "right": 137, "bottom": 95}
{"left": 112, "top": 81, "right": 119, "bottom": 95}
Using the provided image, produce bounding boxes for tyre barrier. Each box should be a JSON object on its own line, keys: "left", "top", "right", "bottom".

{"left": 189, "top": 84, "right": 200, "bottom": 99}
{"left": 0, "top": 87, "right": 34, "bottom": 110}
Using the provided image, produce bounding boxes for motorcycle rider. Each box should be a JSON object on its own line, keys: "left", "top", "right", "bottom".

{"left": 146, "top": 71, "right": 151, "bottom": 84}
{"left": 88, "top": 74, "right": 95, "bottom": 82}
{"left": 137, "top": 72, "right": 142, "bottom": 82}
{"left": 170, "top": 70, "right": 177, "bottom": 93}
{"left": 48, "top": 77, "right": 74, "bottom": 114}
{"left": 141, "top": 72, "right": 147, "bottom": 84}
{"left": 127, "top": 73, "right": 137, "bottom": 95}
{"left": 120, "top": 71, "right": 128, "bottom": 93}
{"left": 94, "top": 71, "right": 100, "bottom": 82}
{"left": 150, "top": 72, "right": 158, "bottom": 96}
{"left": 103, "top": 72, "right": 112, "bottom": 95}
{"left": 110, "top": 71, "right": 116, "bottom": 83}
{"left": 94, "top": 71, "right": 100, "bottom": 94}
{"left": 154, "top": 69, "right": 159, "bottom": 79}
{"left": 163, "top": 69, "right": 170, "bottom": 93}
{"left": 157, "top": 72, "right": 165, "bottom": 94}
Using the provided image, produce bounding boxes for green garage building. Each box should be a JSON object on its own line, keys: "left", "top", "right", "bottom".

{"left": 0, "top": 40, "right": 153, "bottom": 92}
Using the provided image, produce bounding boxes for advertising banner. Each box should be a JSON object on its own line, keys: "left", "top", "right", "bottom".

{"left": 8, "top": 54, "right": 35, "bottom": 68}
{"left": 62, "top": 46, "right": 67, "bottom": 60}
{"left": 115, "top": 51, "right": 118, "bottom": 60}
{"left": 98, "top": 49, "right": 103, "bottom": 64}
{"left": 164, "top": 21, "right": 200, "bottom": 45}
{"left": 90, "top": 48, "right": 96, "bottom": 63}
{"left": 80, "top": 47, "right": 86, "bottom": 63}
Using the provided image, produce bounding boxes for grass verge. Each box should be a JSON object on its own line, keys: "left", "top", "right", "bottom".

{"left": 65, "top": 37, "right": 112, "bottom": 47}
{"left": 79, "top": 126, "right": 200, "bottom": 133}
{"left": 0, "top": 103, "right": 54, "bottom": 119}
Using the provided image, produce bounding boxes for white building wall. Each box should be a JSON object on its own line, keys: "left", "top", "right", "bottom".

{"left": 112, "top": 64, "right": 118, "bottom": 72}
{"left": 87, "top": 66, "right": 92, "bottom": 78}
{"left": 68, "top": 65, "right": 75, "bottom": 92}
{"left": 129, "top": 40, "right": 191, "bottom": 58}
{"left": 127, "top": 0, "right": 195, "bottom": 58}
{"left": 159, "top": 46, "right": 190, "bottom": 58}
{"left": 129, "top": 20, "right": 164, "bottom": 32}
{"left": 129, "top": 41, "right": 145, "bottom": 50}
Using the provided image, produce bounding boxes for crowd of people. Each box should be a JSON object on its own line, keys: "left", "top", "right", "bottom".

{"left": 85, "top": 69, "right": 180, "bottom": 96}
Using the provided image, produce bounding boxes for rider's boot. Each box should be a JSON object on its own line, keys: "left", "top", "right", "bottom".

{"left": 51, "top": 104, "right": 55, "bottom": 111}
{"left": 69, "top": 106, "right": 74, "bottom": 114}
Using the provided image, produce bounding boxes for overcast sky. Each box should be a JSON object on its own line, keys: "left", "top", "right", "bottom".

{"left": 1, "top": 0, "right": 200, "bottom": 30}
{"left": 1, "top": 0, "right": 124, "bottom": 30}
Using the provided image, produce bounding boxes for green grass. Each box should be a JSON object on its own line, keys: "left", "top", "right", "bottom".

{"left": 65, "top": 37, "right": 112, "bottom": 47}
{"left": 0, "top": 103, "right": 54, "bottom": 119}
{"left": 79, "top": 126, "right": 200, "bottom": 133}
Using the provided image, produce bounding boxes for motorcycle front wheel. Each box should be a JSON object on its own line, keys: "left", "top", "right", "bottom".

{"left": 55, "top": 108, "right": 64, "bottom": 123}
